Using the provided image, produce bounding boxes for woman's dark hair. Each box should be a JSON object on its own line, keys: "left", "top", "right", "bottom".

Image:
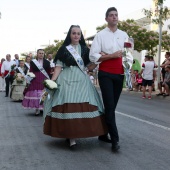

{"left": 62, "top": 25, "right": 86, "bottom": 46}
{"left": 105, "top": 7, "right": 117, "bottom": 18}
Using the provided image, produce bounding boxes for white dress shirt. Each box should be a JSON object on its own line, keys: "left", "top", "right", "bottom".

{"left": 1, "top": 60, "right": 16, "bottom": 74}
{"left": 89, "top": 27, "right": 129, "bottom": 63}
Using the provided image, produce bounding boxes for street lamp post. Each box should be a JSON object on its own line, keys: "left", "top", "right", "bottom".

{"left": 157, "top": 2, "right": 163, "bottom": 84}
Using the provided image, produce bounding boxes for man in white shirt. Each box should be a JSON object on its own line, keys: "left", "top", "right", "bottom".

{"left": 89, "top": 7, "right": 128, "bottom": 152}
{"left": 14, "top": 54, "right": 19, "bottom": 67}
{"left": 141, "top": 55, "right": 156, "bottom": 99}
{"left": 1, "top": 54, "right": 16, "bottom": 97}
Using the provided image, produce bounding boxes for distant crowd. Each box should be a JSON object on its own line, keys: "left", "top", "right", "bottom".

{"left": 130, "top": 52, "right": 170, "bottom": 99}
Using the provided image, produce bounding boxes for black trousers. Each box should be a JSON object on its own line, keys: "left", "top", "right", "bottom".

{"left": 98, "top": 70, "right": 124, "bottom": 144}
{"left": 5, "top": 75, "right": 14, "bottom": 96}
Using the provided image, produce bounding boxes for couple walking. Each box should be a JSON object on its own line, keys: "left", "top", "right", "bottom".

{"left": 43, "top": 7, "right": 128, "bottom": 152}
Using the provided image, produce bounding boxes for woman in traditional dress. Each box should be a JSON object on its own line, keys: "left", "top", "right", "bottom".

{"left": 43, "top": 25, "right": 107, "bottom": 148}
{"left": 10, "top": 60, "right": 28, "bottom": 101}
{"left": 22, "top": 49, "right": 51, "bottom": 115}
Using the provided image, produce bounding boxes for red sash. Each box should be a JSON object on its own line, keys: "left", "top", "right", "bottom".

{"left": 4, "top": 70, "right": 15, "bottom": 76}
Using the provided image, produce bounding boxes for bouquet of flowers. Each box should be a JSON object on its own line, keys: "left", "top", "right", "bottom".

{"left": 39, "top": 80, "right": 58, "bottom": 105}
{"left": 122, "top": 37, "right": 134, "bottom": 89}
{"left": 26, "top": 72, "right": 36, "bottom": 84}
{"left": 43, "top": 79, "right": 58, "bottom": 90}
{"left": 15, "top": 73, "right": 25, "bottom": 83}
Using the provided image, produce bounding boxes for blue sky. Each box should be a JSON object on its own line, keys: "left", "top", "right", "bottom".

{"left": 0, "top": 0, "right": 169, "bottom": 59}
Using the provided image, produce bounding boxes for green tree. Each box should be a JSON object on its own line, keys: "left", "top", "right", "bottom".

{"left": 143, "top": 0, "right": 170, "bottom": 25}
{"left": 44, "top": 40, "right": 64, "bottom": 58}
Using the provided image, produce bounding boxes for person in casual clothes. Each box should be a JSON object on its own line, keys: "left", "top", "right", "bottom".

{"left": 89, "top": 7, "right": 129, "bottom": 152}
{"left": 141, "top": 55, "right": 156, "bottom": 99}
{"left": 135, "top": 73, "right": 143, "bottom": 92}
{"left": 162, "top": 65, "right": 170, "bottom": 96}
{"left": 157, "top": 52, "right": 170, "bottom": 95}
{"left": 1, "top": 54, "right": 16, "bottom": 97}
{"left": 0, "top": 58, "right": 6, "bottom": 92}
{"left": 22, "top": 49, "right": 51, "bottom": 115}
{"left": 43, "top": 25, "right": 107, "bottom": 149}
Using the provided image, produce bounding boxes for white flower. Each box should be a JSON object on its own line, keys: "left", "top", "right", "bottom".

{"left": 43, "top": 80, "right": 57, "bottom": 90}
{"left": 27, "top": 72, "right": 35, "bottom": 78}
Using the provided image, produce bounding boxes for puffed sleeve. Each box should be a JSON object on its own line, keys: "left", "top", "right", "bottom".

{"left": 53, "top": 46, "right": 64, "bottom": 67}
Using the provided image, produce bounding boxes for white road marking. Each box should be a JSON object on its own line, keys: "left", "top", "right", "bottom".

{"left": 116, "top": 111, "right": 170, "bottom": 131}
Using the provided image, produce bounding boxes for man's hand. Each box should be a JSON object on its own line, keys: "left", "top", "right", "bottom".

{"left": 113, "top": 50, "right": 123, "bottom": 58}
{"left": 100, "top": 52, "right": 107, "bottom": 56}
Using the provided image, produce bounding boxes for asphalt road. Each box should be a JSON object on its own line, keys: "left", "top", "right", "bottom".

{"left": 0, "top": 89, "right": 169, "bottom": 170}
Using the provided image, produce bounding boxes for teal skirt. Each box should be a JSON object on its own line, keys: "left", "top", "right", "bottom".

{"left": 43, "top": 66, "right": 107, "bottom": 138}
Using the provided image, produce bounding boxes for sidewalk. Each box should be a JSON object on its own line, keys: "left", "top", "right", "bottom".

{"left": 95, "top": 84, "right": 170, "bottom": 101}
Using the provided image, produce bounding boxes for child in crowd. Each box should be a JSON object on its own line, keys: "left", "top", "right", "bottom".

{"left": 135, "top": 73, "right": 143, "bottom": 91}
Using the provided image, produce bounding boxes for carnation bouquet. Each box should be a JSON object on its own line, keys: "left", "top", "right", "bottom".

{"left": 43, "top": 79, "right": 58, "bottom": 90}
{"left": 122, "top": 37, "right": 134, "bottom": 89}
{"left": 15, "top": 73, "right": 25, "bottom": 83}
{"left": 39, "top": 80, "right": 58, "bottom": 105}
{"left": 26, "top": 72, "right": 36, "bottom": 84}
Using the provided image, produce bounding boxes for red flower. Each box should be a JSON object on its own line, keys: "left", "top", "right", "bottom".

{"left": 124, "top": 42, "right": 132, "bottom": 48}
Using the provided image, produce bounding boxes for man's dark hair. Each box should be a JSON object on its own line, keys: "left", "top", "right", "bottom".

{"left": 149, "top": 56, "right": 153, "bottom": 60}
{"left": 37, "top": 49, "right": 44, "bottom": 53}
{"left": 145, "top": 55, "right": 150, "bottom": 60}
{"left": 105, "top": 7, "right": 117, "bottom": 18}
{"left": 166, "top": 52, "right": 170, "bottom": 56}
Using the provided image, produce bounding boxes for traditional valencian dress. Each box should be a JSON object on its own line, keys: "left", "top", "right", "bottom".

{"left": 10, "top": 67, "right": 28, "bottom": 101}
{"left": 22, "top": 59, "right": 51, "bottom": 110}
{"left": 43, "top": 44, "right": 107, "bottom": 138}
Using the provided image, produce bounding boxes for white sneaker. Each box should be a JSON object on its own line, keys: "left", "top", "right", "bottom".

{"left": 35, "top": 109, "right": 40, "bottom": 115}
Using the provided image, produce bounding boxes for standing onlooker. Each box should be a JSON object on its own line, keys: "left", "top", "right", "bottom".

{"left": 160, "top": 52, "right": 170, "bottom": 82}
{"left": 1, "top": 54, "right": 16, "bottom": 97}
{"left": 149, "top": 56, "right": 157, "bottom": 91}
{"left": 157, "top": 52, "right": 170, "bottom": 95}
{"left": 0, "top": 58, "right": 6, "bottom": 91}
{"left": 141, "top": 55, "right": 156, "bottom": 99}
{"left": 131, "top": 69, "right": 136, "bottom": 91}
{"left": 89, "top": 7, "right": 129, "bottom": 152}
{"left": 162, "top": 65, "right": 170, "bottom": 96}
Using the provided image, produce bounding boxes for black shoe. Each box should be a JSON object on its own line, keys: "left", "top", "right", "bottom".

{"left": 112, "top": 143, "right": 120, "bottom": 152}
{"left": 40, "top": 110, "right": 43, "bottom": 114}
{"left": 98, "top": 135, "right": 112, "bottom": 143}
{"left": 156, "top": 93, "right": 163, "bottom": 96}
{"left": 5, "top": 95, "right": 8, "bottom": 97}
{"left": 163, "top": 93, "right": 169, "bottom": 97}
